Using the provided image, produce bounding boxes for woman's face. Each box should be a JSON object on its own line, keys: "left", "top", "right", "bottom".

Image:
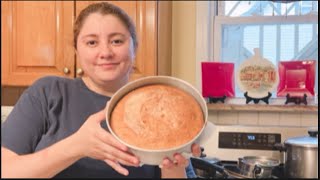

{"left": 76, "top": 13, "right": 135, "bottom": 85}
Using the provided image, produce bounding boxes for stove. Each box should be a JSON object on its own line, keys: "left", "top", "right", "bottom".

{"left": 191, "top": 159, "right": 285, "bottom": 179}
{"left": 191, "top": 122, "right": 310, "bottom": 178}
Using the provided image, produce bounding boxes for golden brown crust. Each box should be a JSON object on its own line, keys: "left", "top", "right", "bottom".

{"left": 110, "top": 84, "right": 204, "bottom": 150}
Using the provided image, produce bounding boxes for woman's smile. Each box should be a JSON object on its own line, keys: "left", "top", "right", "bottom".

{"left": 97, "top": 62, "right": 120, "bottom": 70}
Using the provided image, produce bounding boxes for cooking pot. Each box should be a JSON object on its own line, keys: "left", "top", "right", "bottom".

{"left": 105, "top": 76, "right": 208, "bottom": 165}
{"left": 274, "top": 128, "right": 318, "bottom": 178}
{"left": 238, "top": 156, "right": 280, "bottom": 178}
{"left": 191, "top": 156, "right": 279, "bottom": 179}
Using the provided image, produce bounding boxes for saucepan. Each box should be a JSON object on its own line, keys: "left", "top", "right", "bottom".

{"left": 238, "top": 156, "right": 280, "bottom": 178}
{"left": 105, "top": 76, "right": 209, "bottom": 165}
{"left": 191, "top": 156, "right": 279, "bottom": 179}
{"left": 274, "top": 128, "right": 318, "bottom": 178}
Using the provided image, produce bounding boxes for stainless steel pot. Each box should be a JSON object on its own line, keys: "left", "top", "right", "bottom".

{"left": 105, "top": 76, "right": 209, "bottom": 165}
{"left": 191, "top": 156, "right": 280, "bottom": 179}
{"left": 238, "top": 156, "right": 280, "bottom": 178}
{"left": 283, "top": 128, "right": 318, "bottom": 178}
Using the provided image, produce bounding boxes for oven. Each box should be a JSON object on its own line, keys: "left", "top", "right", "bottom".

{"left": 191, "top": 122, "right": 310, "bottom": 178}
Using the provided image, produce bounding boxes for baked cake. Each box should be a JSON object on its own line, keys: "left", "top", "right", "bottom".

{"left": 110, "top": 84, "right": 204, "bottom": 150}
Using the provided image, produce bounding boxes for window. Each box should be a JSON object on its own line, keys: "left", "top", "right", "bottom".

{"left": 202, "top": 1, "right": 318, "bottom": 98}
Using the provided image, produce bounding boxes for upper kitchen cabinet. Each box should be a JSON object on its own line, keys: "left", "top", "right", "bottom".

{"left": 2, "top": 1, "right": 171, "bottom": 86}
{"left": 1, "top": 1, "right": 75, "bottom": 86}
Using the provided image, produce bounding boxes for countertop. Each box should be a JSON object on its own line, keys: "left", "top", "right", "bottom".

{"left": 206, "top": 97, "right": 318, "bottom": 112}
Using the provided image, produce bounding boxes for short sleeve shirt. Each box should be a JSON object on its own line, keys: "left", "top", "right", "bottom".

{"left": 1, "top": 76, "right": 160, "bottom": 178}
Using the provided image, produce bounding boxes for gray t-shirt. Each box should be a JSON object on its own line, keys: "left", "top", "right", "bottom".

{"left": 1, "top": 76, "right": 160, "bottom": 178}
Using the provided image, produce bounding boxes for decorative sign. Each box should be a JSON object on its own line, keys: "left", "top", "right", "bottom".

{"left": 236, "top": 48, "right": 279, "bottom": 99}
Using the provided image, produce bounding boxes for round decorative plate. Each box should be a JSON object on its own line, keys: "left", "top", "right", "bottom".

{"left": 236, "top": 48, "right": 279, "bottom": 98}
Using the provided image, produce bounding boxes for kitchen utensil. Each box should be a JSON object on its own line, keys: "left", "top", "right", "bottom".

{"left": 191, "top": 156, "right": 280, "bottom": 179}
{"left": 105, "top": 76, "right": 209, "bottom": 165}
{"left": 238, "top": 156, "right": 280, "bottom": 178}
{"left": 274, "top": 128, "right": 318, "bottom": 178}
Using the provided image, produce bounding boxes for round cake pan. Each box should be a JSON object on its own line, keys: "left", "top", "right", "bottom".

{"left": 105, "top": 75, "right": 208, "bottom": 165}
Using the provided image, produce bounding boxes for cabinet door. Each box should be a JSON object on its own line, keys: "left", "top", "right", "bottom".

{"left": 75, "top": 1, "right": 157, "bottom": 80}
{"left": 1, "top": 1, "right": 74, "bottom": 86}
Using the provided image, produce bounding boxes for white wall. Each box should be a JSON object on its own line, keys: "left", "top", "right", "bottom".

{"left": 172, "top": 1, "right": 196, "bottom": 86}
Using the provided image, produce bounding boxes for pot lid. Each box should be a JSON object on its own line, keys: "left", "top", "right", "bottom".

{"left": 285, "top": 129, "right": 318, "bottom": 148}
{"left": 240, "top": 156, "right": 280, "bottom": 167}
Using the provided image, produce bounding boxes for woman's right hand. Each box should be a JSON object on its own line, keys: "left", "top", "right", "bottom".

{"left": 71, "top": 109, "right": 140, "bottom": 176}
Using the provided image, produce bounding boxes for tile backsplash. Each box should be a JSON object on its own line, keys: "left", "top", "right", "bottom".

{"left": 208, "top": 110, "right": 318, "bottom": 128}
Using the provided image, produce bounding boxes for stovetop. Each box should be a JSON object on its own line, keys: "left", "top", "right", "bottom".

{"left": 191, "top": 123, "right": 309, "bottom": 178}
{"left": 191, "top": 158, "right": 285, "bottom": 179}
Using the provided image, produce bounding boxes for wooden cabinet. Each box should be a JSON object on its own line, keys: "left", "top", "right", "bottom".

{"left": 2, "top": 1, "right": 74, "bottom": 86}
{"left": 2, "top": 1, "right": 171, "bottom": 86}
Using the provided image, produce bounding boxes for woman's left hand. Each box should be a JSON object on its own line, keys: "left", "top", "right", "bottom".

{"left": 160, "top": 143, "right": 201, "bottom": 178}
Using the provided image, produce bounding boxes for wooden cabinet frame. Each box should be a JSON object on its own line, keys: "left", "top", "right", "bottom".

{"left": 2, "top": 1, "right": 74, "bottom": 86}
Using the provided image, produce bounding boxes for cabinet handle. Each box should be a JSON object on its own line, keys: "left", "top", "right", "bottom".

{"left": 77, "top": 68, "right": 84, "bottom": 76}
{"left": 63, "top": 67, "right": 70, "bottom": 74}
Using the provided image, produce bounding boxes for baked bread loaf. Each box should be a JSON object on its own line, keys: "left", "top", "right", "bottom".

{"left": 110, "top": 84, "right": 204, "bottom": 150}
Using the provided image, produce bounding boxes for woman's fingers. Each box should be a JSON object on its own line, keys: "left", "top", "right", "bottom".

{"left": 100, "top": 143, "right": 139, "bottom": 166}
{"left": 90, "top": 109, "right": 108, "bottom": 123}
{"left": 115, "top": 157, "right": 140, "bottom": 167}
{"left": 97, "top": 128, "right": 128, "bottom": 151}
{"left": 104, "top": 159, "right": 129, "bottom": 176}
{"left": 160, "top": 153, "right": 189, "bottom": 169}
{"left": 91, "top": 110, "right": 128, "bottom": 152}
{"left": 173, "top": 153, "right": 189, "bottom": 167}
{"left": 105, "top": 145, "right": 139, "bottom": 166}
{"left": 191, "top": 143, "right": 201, "bottom": 157}
{"left": 160, "top": 158, "right": 174, "bottom": 169}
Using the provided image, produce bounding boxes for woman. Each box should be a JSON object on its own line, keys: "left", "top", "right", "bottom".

{"left": 1, "top": 2, "right": 200, "bottom": 178}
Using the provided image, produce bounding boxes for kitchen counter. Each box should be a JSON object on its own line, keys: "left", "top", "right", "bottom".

{"left": 207, "top": 103, "right": 318, "bottom": 112}
{"left": 207, "top": 97, "right": 318, "bottom": 112}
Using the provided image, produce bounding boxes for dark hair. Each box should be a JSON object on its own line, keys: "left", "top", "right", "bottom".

{"left": 73, "top": 2, "right": 137, "bottom": 51}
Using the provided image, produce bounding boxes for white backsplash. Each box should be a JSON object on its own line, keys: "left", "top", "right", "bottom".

{"left": 208, "top": 110, "right": 318, "bottom": 128}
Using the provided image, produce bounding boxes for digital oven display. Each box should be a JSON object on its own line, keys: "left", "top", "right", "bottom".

{"left": 218, "top": 132, "right": 281, "bottom": 150}
{"left": 247, "top": 135, "right": 255, "bottom": 141}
